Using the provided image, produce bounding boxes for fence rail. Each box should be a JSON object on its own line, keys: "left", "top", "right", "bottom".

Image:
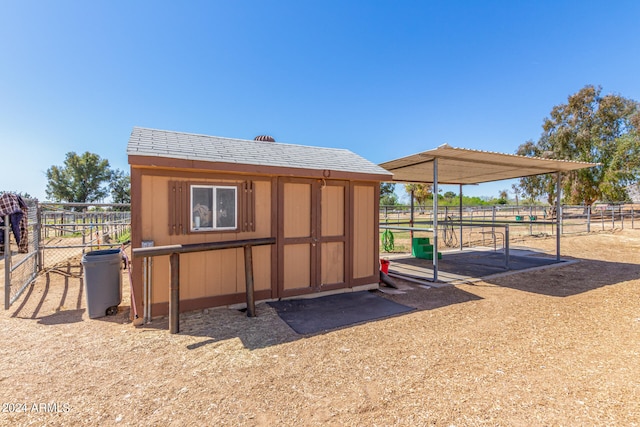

{"left": 133, "top": 237, "right": 277, "bottom": 334}
{"left": 379, "top": 203, "right": 639, "bottom": 254}
{"left": 3, "top": 201, "right": 131, "bottom": 309}
{"left": 381, "top": 204, "right": 638, "bottom": 234}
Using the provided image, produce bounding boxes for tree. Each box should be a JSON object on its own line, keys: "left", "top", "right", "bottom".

{"left": 110, "top": 169, "right": 131, "bottom": 206}
{"left": 46, "top": 152, "right": 112, "bottom": 203}
{"left": 511, "top": 183, "right": 520, "bottom": 207}
{"left": 443, "top": 191, "right": 457, "bottom": 200}
{"left": 497, "top": 189, "right": 509, "bottom": 205}
{"left": 379, "top": 182, "right": 398, "bottom": 206}
{"left": 517, "top": 85, "right": 639, "bottom": 206}
{"left": 404, "top": 183, "right": 432, "bottom": 209}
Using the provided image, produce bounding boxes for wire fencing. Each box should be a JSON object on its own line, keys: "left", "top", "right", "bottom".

{"left": 39, "top": 203, "right": 131, "bottom": 271}
{"left": 2, "top": 198, "right": 39, "bottom": 309}
{"left": 3, "top": 202, "right": 130, "bottom": 309}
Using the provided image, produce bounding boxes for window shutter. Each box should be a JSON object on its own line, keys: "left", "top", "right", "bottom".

{"left": 241, "top": 181, "right": 256, "bottom": 232}
{"left": 168, "top": 181, "right": 187, "bottom": 235}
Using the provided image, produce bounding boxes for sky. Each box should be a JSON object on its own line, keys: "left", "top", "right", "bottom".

{"left": 1, "top": 0, "right": 639, "bottom": 202}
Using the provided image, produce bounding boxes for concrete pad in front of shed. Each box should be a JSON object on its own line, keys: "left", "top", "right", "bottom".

{"left": 385, "top": 248, "right": 567, "bottom": 285}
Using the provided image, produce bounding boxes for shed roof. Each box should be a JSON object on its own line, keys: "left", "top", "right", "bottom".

{"left": 127, "top": 127, "right": 392, "bottom": 179}
{"left": 379, "top": 144, "right": 597, "bottom": 184}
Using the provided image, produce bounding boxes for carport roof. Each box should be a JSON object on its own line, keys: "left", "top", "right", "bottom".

{"left": 380, "top": 144, "right": 597, "bottom": 184}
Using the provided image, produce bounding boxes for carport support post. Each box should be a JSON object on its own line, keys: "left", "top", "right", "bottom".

{"left": 459, "top": 184, "right": 463, "bottom": 251}
{"left": 410, "top": 190, "right": 415, "bottom": 252}
{"left": 169, "top": 252, "right": 180, "bottom": 334}
{"left": 504, "top": 224, "right": 510, "bottom": 269}
{"left": 556, "top": 172, "right": 562, "bottom": 261}
{"left": 433, "top": 158, "right": 439, "bottom": 281}
{"left": 244, "top": 244, "right": 256, "bottom": 317}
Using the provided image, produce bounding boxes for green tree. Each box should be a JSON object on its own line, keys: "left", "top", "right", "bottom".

{"left": 517, "top": 85, "right": 639, "bottom": 205}
{"left": 516, "top": 139, "right": 555, "bottom": 204}
{"left": 404, "top": 183, "right": 432, "bottom": 209}
{"left": 380, "top": 182, "right": 398, "bottom": 206}
{"left": 497, "top": 189, "right": 509, "bottom": 205}
{"left": 110, "top": 169, "right": 131, "bottom": 206}
{"left": 443, "top": 191, "right": 457, "bottom": 200}
{"left": 46, "top": 152, "right": 112, "bottom": 203}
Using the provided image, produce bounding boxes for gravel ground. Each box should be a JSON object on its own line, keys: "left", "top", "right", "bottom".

{"left": 1, "top": 229, "right": 639, "bottom": 426}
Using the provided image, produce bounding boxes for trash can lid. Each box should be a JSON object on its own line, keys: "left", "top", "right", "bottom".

{"left": 85, "top": 249, "right": 121, "bottom": 256}
{"left": 82, "top": 248, "right": 122, "bottom": 263}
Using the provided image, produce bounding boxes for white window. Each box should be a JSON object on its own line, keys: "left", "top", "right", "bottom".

{"left": 191, "top": 185, "right": 237, "bottom": 231}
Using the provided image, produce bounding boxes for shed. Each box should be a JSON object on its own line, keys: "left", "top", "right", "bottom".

{"left": 127, "top": 127, "right": 392, "bottom": 317}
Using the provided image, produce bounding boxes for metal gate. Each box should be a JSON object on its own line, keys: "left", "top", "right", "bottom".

{"left": 3, "top": 202, "right": 130, "bottom": 309}
{"left": 2, "top": 198, "right": 39, "bottom": 309}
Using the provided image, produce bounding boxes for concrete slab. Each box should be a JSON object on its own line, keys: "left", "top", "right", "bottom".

{"left": 384, "top": 248, "right": 567, "bottom": 285}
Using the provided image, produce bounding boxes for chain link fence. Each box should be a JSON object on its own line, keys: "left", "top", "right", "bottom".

{"left": 3, "top": 201, "right": 130, "bottom": 309}
{"left": 39, "top": 203, "right": 131, "bottom": 271}
{"left": 2, "top": 198, "right": 39, "bottom": 309}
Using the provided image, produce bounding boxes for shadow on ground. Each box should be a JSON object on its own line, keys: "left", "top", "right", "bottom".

{"left": 387, "top": 249, "right": 640, "bottom": 297}
{"left": 485, "top": 257, "right": 640, "bottom": 297}
{"left": 10, "top": 250, "right": 638, "bottom": 351}
{"left": 9, "top": 266, "right": 131, "bottom": 325}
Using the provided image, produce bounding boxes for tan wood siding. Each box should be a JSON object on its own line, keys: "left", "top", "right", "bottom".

{"left": 352, "top": 185, "right": 375, "bottom": 279}
{"left": 140, "top": 173, "right": 272, "bottom": 306}
{"left": 283, "top": 182, "right": 311, "bottom": 238}
{"left": 283, "top": 244, "right": 311, "bottom": 290}
{"left": 321, "top": 241, "right": 344, "bottom": 285}
{"left": 321, "top": 185, "right": 344, "bottom": 237}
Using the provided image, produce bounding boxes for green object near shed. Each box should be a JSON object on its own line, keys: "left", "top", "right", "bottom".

{"left": 411, "top": 237, "right": 442, "bottom": 260}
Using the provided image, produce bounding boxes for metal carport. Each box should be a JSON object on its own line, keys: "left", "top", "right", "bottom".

{"left": 379, "top": 144, "right": 597, "bottom": 281}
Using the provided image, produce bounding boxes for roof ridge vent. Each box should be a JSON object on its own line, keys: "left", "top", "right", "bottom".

{"left": 254, "top": 135, "right": 275, "bottom": 142}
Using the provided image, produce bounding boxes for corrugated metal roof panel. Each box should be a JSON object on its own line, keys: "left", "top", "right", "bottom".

{"left": 379, "top": 144, "right": 597, "bottom": 184}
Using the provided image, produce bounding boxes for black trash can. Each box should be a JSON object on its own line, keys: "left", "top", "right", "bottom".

{"left": 81, "top": 249, "right": 122, "bottom": 319}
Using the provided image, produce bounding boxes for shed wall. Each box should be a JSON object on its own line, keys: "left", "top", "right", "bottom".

{"left": 352, "top": 184, "right": 376, "bottom": 279}
{"left": 139, "top": 174, "right": 272, "bottom": 308}
{"left": 131, "top": 166, "right": 381, "bottom": 316}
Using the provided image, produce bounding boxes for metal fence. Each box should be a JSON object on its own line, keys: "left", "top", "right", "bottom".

{"left": 3, "top": 202, "right": 131, "bottom": 309}
{"left": 380, "top": 203, "right": 640, "bottom": 251}
{"left": 39, "top": 203, "right": 131, "bottom": 271}
{"left": 2, "top": 198, "right": 39, "bottom": 309}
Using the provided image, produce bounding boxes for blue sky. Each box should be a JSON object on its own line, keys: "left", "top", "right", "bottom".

{"left": 1, "top": 0, "right": 639, "bottom": 202}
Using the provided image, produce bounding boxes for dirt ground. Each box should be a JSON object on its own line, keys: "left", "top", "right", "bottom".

{"left": 1, "top": 229, "right": 639, "bottom": 426}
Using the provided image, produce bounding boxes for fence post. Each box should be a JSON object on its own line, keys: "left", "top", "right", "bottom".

{"left": 34, "top": 203, "right": 41, "bottom": 274}
{"left": 169, "top": 252, "right": 180, "bottom": 334}
{"left": 611, "top": 205, "right": 615, "bottom": 229}
{"left": 492, "top": 206, "right": 496, "bottom": 235}
{"left": 82, "top": 210, "right": 86, "bottom": 245}
{"left": 587, "top": 205, "right": 591, "bottom": 233}
{"left": 244, "top": 245, "right": 256, "bottom": 317}
{"left": 4, "top": 215, "right": 10, "bottom": 310}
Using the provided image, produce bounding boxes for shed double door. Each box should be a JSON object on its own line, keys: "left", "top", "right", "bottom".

{"left": 277, "top": 178, "right": 349, "bottom": 298}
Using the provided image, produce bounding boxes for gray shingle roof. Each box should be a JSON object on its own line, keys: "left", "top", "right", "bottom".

{"left": 127, "top": 127, "right": 392, "bottom": 178}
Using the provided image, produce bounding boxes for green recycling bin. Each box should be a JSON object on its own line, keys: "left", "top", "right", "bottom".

{"left": 81, "top": 249, "right": 122, "bottom": 319}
